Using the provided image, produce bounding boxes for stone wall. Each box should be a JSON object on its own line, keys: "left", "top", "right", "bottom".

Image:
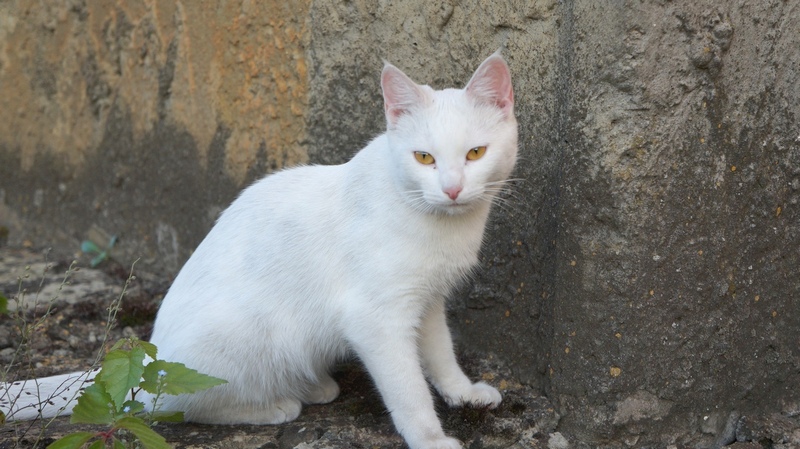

{"left": 1, "top": 1, "right": 798, "bottom": 447}
{"left": 0, "top": 0, "right": 310, "bottom": 267}
{"left": 551, "top": 2, "right": 800, "bottom": 446}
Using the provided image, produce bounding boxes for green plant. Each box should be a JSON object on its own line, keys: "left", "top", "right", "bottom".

{"left": 47, "top": 337, "right": 227, "bottom": 449}
{"left": 0, "top": 291, "right": 8, "bottom": 316}
{"left": 81, "top": 236, "right": 118, "bottom": 267}
{"left": 1, "top": 254, "right": 224, "bottom": 448}
{"left": 1, "top": 256, "right": 84, "bottom": 442}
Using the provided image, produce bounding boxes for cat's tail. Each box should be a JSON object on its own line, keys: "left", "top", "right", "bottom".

{"left": 1, "top": 368, "right": 99, "bottom": 421}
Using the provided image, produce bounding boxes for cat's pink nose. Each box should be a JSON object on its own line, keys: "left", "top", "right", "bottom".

{"left": 444, "top": 186, "right": 462, "bottom": 200}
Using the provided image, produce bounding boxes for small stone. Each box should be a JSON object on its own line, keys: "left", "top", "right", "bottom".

{"left": 0, "top": 327, "right": 11, "bottom": 348}
{"left": 278, "top": 424, "right": 321, "bottom": 448}
{"left": 548, "top": 432, "right": 570, "bottom": 449}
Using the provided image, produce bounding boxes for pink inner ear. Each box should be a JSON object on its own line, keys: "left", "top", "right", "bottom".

{"left": 381, "top": 65, "right": 425, "bottom": 127}
{"left": 465, "top": 55, "right": 514, "bottom": 115}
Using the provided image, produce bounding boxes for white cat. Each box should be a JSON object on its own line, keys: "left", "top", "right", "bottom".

{"left": 2, "top": 53, "right": 517, "bottom": 449}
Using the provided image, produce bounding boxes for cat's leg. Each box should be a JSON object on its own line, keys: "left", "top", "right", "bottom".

{"left": 346, "top": 307, "right": 462, "bottom": 449}
{"left": 419, "top": 300, "right": 501, "bottom": 409}
{"left": 302, "top": 373, "right": 340, "bottom": 404}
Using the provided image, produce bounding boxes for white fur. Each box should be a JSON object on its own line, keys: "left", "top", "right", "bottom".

{"left": 1, "top": 369, "right": 99, "bottom": 421}
{"left": 2, "top": 54, "right": 517, "bottom": 449}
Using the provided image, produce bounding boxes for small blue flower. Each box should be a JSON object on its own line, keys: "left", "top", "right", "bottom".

{"left": 123, "top": 405, "right": 131, "bottom": 413}
{"left": 158, "top": 369, "right": 167, "bottom": 377}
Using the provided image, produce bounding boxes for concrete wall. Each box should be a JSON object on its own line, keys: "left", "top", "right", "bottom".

{"left": 1, "top": 1, "right": 798, "bottom": 447}
{"left": 552, "top": 2, "right": 800, "bottom": 446}
{"left": 0, "top": 0, "right": 310, "bottom": 267}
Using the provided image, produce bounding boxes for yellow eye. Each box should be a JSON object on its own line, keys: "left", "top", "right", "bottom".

{"left": 414, "top": 151, "right": 435, "bottom": 165}
{"left": 466, "top": 146, "right": 487, "bottom": 161}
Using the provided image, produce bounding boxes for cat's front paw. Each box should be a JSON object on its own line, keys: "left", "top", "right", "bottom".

{"left": 443, "top": 381, "right": 502, "bottom": 409}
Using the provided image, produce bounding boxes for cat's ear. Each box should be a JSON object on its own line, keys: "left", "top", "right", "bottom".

{"left": 381, "top": 63, "right": 429, "bottom": 128}
{"left": 465, "top": 54, "right": 514, "bottom": 117}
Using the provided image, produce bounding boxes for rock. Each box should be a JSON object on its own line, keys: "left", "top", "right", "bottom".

{"left": 278, "top": 425, "right": 323, "bottom": 448}
{"left": 0, "top": 347, "right": 15, "bottom": 359}
{"left": 548, "top": 432, "right": 570, "bottom": 449}
{"left": 612, "top": 391, "right": 673, "bottom": 425}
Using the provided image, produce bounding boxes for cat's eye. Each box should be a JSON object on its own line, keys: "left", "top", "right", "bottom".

{"left": 466, "top": 146, "right": 487, "bottom": 161}
{"left": 414, "top": 151, "right": 436, "bottom": 165}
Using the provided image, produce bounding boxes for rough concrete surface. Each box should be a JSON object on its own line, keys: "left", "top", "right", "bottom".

{"left": 1, "top": 0, "right": 799, "bottom": 447}
{"left": 550, "top": 2, "right": 800, "bottom": 446}
{"left": 0, "top": 0, "right": 310, "bottom": 268}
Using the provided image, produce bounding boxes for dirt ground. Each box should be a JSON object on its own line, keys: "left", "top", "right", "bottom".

{"left": 0, "top": 247, "right": 558, "bottom": 448}
{"left": 2, "top": 247, "right": 797, "bottom": 449}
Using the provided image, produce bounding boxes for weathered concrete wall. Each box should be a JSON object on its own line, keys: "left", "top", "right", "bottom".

{"left": 0, "top": 1, "right": 798, "bottom": 447}
{"left": 551, "top": 2, "right": 800, "bottom": 446}
{"left": 0, "top": 0, "right": 310, "bottom": 267}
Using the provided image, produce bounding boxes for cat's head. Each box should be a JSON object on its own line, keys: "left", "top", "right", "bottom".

{"left": 381, "top": 53, "right": 518, "bottom": 216}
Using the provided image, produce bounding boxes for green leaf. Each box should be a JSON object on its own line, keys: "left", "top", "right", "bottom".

{"left": 141, "top": 360, "right": 227, "bottom": 396}
{"left": 113, "top": 439, "right": 126, "bottom": 449}
{"left": 108, "top": 339, "right": 128, "bottom": 352}
{"left": 108, "top": 338, "right": 157, "bottom": 360}
{"left": 46, "top": 431, "right": 96, "bottom": 449}
{"left": 90, "top": 252, "right": 107, "bottom": 267}
{"left": 96, "top": 347, "right": 146, "bottom": 409}
{"left": 0, "top": 292, "right": 7, "bottom": 316}
{"left": 81, "top": 240, "right": 102, "bottom": 254}
{"left": 71, "top": 383, "right": 115, "bottom": 425}
{"left": 87, "top": 440, "right": 105, "bottom": 449}
{"left": 118, "top": 399, "right": 145, "bottom": 416}
{"left": 146, "top": 410, "right": 185, "bottom": 423}
{"left": 115, "top": 417, "right": 171, "bottom": 449}
{"left": 137, "top": 340, "right": 158, "bottom": 360}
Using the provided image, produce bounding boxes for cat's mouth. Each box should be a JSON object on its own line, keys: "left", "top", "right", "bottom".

{"left": 438, "top": 200, "right": 475, "bottom": 215}
{"left": 414, "top": 192, "right": 478, "bottom": 215}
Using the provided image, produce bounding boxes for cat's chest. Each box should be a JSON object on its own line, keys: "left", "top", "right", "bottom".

{"left": 417, "top": 225, "right": 482, "bottom": 267}
{"left": 355, "top": 212, "right": 485, "bottom": 288}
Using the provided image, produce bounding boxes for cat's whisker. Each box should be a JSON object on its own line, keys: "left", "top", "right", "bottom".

{"left": 490, "top": 177, "right": 529, "bottom": 194}
{"left": 489, "top": 184, "right": 516, "bottom": 192}
{"left": 483, "top": 182, "right": 521, "bottom": 203}
{"left": 484, "top": 196, "right": 515, "bottom": 215}
{"left": 402, "top": 191, "right": 438, "bottom": 215}
{"left": 490, "top": 177, "right": 525, "bottom": 183}
{"left": 475, "top": 187, "right": 519, "bottom": 215}
{"left": 489, "top": 191, "right": 521, "bottom": 206}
